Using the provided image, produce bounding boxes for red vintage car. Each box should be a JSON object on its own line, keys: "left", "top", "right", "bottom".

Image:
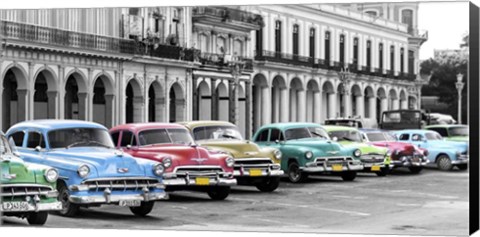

{"left": 109, "top": 123, "right": 236, "bottom": 200}
{"left": 360, "top": 129, "right": 429, "bottom": 174}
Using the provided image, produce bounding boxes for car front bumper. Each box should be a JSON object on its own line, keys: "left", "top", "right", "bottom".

{"left": 302, "top": 160, "right": 363, "bottom": 173}
{"left": 69, "top": 191, "right": 168, "bottom": 204}
{"left": 452, "top": 156, "right": 469, "bottom": 165}
{"left": 233, "top": 164, "right": 284, "bottom": 177}
{"left": 163, "top": 177, "right": 237, "bottom": 186}
{"left": 1, "top": 200, "right": 63, "bottom": 213}
{"left": 390, "top": 158, "right": 429, "bottom": 168}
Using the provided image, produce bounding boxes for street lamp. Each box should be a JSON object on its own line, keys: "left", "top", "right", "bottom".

{"left": 228, "top": 57, "right": 245, "bottom": 124}
{"left": 338, "top": 66, "right": 352, "bottom": 117}
{"left": 455, "top": 73, "right": 464, "bottom": 124}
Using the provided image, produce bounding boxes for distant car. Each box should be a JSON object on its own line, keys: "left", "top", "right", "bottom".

{"left": 322, "top": 126, "right": 390, "bottom": 176}
{"left": 324, "top": 118, "right": 365, "bottom": 128}
{"left": 392, "top": 130, "right": 468, "bottom": 171}
{"left": 425, "top": 124, "right": 468, "bottom": 143}
{"left": 252, "top": 123, "right": 363, "bottom": 183}
{"left": 180, "top": 121, "right": 283, "bottom": 192}
{"left": 0, "top": 131, "right": 62, "bottom": 225}
{"left": 428, "top": 113, "right": 457, "bottom": 125}
{"left": 360, "top": 129, "right": 428, "bottom": 174}
{"left": 6, "top": 120, "right": 168, "bottom": 217}
{"left": 109, "top": 123, "right": 236, "bottom": 200}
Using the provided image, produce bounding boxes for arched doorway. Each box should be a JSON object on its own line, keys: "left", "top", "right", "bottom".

{"left": 306, "top": 80, "right": 320, "bottom": 122}
{"left": 271, "top": 75, "right": 287, "bottom": 123}
{"left": 252, "top": 74, "right": 269, "bottom": 132}
{"left": 148, "top": 81, "right": 164, "bottom": 122}
{"left": 125, "top": 79, "right": 143, "bottom": 123}
{"left": 92, "top": 75, "right": 114, "bottom": 128}
{"left": 289, "top": 78, "right": 304, "bottom": 122}
{"left": 34, "top": 70, "right": 58, "bottom": 120}
{"left": 169, "top": 82, "right": 184, "bottom": 122}
{"left": 216, "top": 82, "right": 229, "bottom": 121}
{"left": 197, "top": 80, "right": 211, "bottom": 120}
{"left": 2, "top": 67, "right": 28, "bottom": 130}
{"left": 364, "top": 86, "right": 375, "bottom": 119}
{"left": 321, "top": 81, "right": 335, "bottom": 121}
{"left": 376, "top": 87, "right": 387, "bottom": 123}
{"left": 64, "top": 73, "right": 87, "bottom": 120}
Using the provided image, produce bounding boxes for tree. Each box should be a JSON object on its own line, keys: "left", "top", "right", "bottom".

{"left": 420, "top": 51, "right": 468, "bottom": 123}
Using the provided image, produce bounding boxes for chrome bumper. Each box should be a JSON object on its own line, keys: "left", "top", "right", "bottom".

{"left": 234, "top": 164, "right": 284, "bottom": 177}
{"left": 69, "top": 191, "right": 168, "bottom": 204}
{"left": 302, "top": 161, "right": 363, "bottom": 172}
{"left": 1, "top": 201, "right": 62, "bottom": 213}
{"left": 362, "top": 162, "right": 386, "bottom": 168}
{"left": 163, "top": 177, "right": 237, "bottom": 186}
{"left": 390, "top": 160, "right": 428, "bottom": 168}
{"left": 452, "top": 156, "right": 469, "bottom": 165}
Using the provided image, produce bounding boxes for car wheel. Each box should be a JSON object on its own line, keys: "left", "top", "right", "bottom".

{"left": 130, "top": 201, "right": 155, "bottom": 216}
{"left": 57, "top": 182, "right": 79, "bottom": 217}
{"left": 255, "top": 177, "right": 281, "bottom": 192}
{"left": 408, "top": 167, "right": 423, "bottom": 174}
{"left": 27, "top": 212, "right": 48, "bottom": 225}
{"left": 375, "top": 167, "right": 390, "bottom": 177}
{"left": 341, "top": 171, "right": 357, "bottom": 181}
{"left": 436, "top": 155, "right": 453, "bottom": 171}
{"left": 207, "top": 186, "right": 231, "bottom": 200}
{"left": 457, "top": 164, "right": 468, "bottom": 170}
{"left": 287, "top": 162, "right": 308, "bottom": 183}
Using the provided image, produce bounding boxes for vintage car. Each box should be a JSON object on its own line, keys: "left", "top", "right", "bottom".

{"left": 6, "top": 120, "right": 168, "bottom": 217}
{"left": 252, "top": 123, "right": 363, "bottom": 183}
{"left": 425, "top": 125, "right": 469, "bottom": 143}
{"left": 324, "top": 117, "right": 365, "bottom": 128}
{"left": 0, "top": 131, "right": 62, "bottom": 225}
{"left": 360, "top": 129, "right": 428, "bottom": 174}
{"left": 322, "top": 125, "right": 390, "bottom": 176}
{"left": 392, "top": 130, "right": 468, "bottom": 171}
{"left": 109, "top": 123, "right": 236, "bottom": 200}
{"left": 179, "top": 121, "right": 283, "bottom": 192}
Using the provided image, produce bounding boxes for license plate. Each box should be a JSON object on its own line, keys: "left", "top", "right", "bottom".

{"left": 332, "top": 164, "right": 343, "bottom": 172}
{"left": 2, "top": 201, "right": 29, "bottom": 211}
{"left": 195, "top": 177, "right": 210, "bottom": 185}
{"left": 119, "top": 200, "right": 141, "bottom": 207}
{"left": 371, "top": 166, "right": 381, "bottom": 171}
{"left": 249, "top": 169, "right": 262, "bottom": 176}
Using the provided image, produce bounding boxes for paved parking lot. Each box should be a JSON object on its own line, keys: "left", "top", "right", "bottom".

{"left": 2, "top": 167, "right": 469, "bottom": 236}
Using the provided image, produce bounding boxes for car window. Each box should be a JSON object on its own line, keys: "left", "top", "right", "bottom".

{"left": 429, "top": 128, "right": 448, "bottom": 137}
{"left": 48, "top": 128, "right": 114, "bottom": 149}
{"left": 9, "top": 131, "right": 25, "bottom": 147}
{"left": 411, "top": 134, "right": 424, "bottom": 141}
{"left": 167, "top": 129, "right": 194, "bottom": 145}
{"left": 398, "top": 133, "right": 410, "bottom": 141}
{"left": 120, "top": 131, "right": 137, "bottom": 147}
{"left": 111, "top": 132, "right": 120, "bottom": 147}
{"left": 26, "top": 132, "right": 46, "bottom": 149}
{"left": 255, "top": 129, "right": 269, "bottom": 142}
{"left": 269, "top": 128, "right": 284, "bottom": 142}
{"left": 425, "top": 132, "right": 442, "bottom": 140}
{"left": 193, "top": 126, "right": 243, "bottom": 141}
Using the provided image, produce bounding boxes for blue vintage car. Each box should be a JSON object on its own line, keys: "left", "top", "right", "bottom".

{"left": 252, "top": 123, "right": 363, "bottom": 183}
{"left": 6, "top": 120, "right": 168, "bottom": 217}
{"left": 393, "top": 129, "right": 468, "bottom": 171}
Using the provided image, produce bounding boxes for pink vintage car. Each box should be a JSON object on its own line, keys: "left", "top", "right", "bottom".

{"left": 110, "top": 123, "right": 236, "bottom": 200}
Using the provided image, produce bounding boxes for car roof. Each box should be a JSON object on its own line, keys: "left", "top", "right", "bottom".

{"left": 178, "top": 120, "right": 236, "bottom": 130}
{"left": 393, "top": 129, "right": 436, "bottom": 134}
{"left": 259, "top": 122, "right": 321, "bottom": 130}
{"left": 8, "top": 120, "right": 107, "bottom": 132}
{"left": 425, "top": 124, "right": 468, "bottom": 128}
{"left": 322, "top": 125, "right": 357, "bottom": 131}
{"left": 110, "top": 123, "right": 186, "bottom": 132}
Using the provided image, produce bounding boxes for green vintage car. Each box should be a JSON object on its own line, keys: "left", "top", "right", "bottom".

{"left": 425, "top": 125, "right": 469, "bottom": 143}
{"left": 252, "top": 123, "right": 363, "bottom": 183}
{"left": 0, "top": 132, "right": 62, "bottom": 225}
{"left": 322, "top": 125, "right": 390, "bottom": 176}
{"left": 180, "top": 121, "right": 284, "bottom": 192}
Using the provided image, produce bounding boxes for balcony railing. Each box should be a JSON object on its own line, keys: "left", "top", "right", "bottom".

{"left": 255, "top": 50, "right": 315, "bottom": 67}
{"left": 408, "top": 28, "right": 429, "bottom": 40}
{"left": 192, "top": 7, "right": 263, "bottom": 26}
{"left": 199, "top": 52, "right": 253, "bottom": 71}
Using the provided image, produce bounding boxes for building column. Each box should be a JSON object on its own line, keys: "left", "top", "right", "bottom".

{"left": 176, "top": 98, "right": 186, "bottom": 122}
{"left": 104, "top": 94, "right": 115, "bottom": 128}
{"left": 58, "top": 66, "right": 65, "bottom": 119}
{"left": 369, "top": 96, "right": 376, "bottom": 120}
{"left": 314, "top": 90, "right": 321, "bottom": 123}
{"left": 155, "top": 98, "right": 165, "bottom": 122}
{"left": 298, "top": 89, "right": 306, "bottom": 122}
{"left": 77, "top": 92, "right": 88, "bottom": 120}
{"left": 280, "top": 87, "right": 289, "bottom": 122}
{"left": 380, "top": 97, "right": 388, "bottom": 115}
{"left": 47, "top": 91, "right": 59, "bottom": 119}
{"left": 87, "top": 68, "right": 93, "bottom": 121}
{"left": 117, "top": 69, "right": 125, "bottom": 125}
{"left": 400, "top": 99, "right": 408, "bottom": 109}
{"left": 328, "top": 92, "right": 337, "bottom": 118}
{"left": 210, "top": 78, "right": 217, "bottom": 120}
{"left": 192, "top": 76, "right": 199, "bottom": 120}
{"left": 28, "top": 63, "right": 34, "bottom": 120}
{"left": 133, "top": 96, "right": 144, "bottom": 122}
{"left": 355, "top": 94, "right": 364, "bottom": 118}
{"left": 261, "top": 86, "right": 271, "bottom": 125}
{"left": 393, "top": 98, "right": 400, "bottom": 110}
{"left": 343, "top": 93, "right": 351, "bottom": 117}
{"left": 245, "top": 80, "right": 252, "bottom": 139}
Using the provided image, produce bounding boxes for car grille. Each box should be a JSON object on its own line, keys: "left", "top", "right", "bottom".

{"left": 82, "top": 177, "right": 160, "bottom": 192}
{"left": 360, "top": 154, "right": 385, "bottom": 163}
{"left": 234, "top": 158, "right": 273, "bottom": 169}
{"left": 314, "top": 157, "right": 354, "bottom": 166}
{"left": 175, "top": 166, "right": 225, "bottom": 178}
{"left": 1, "top": 184, "right": 54, "bottom": 199}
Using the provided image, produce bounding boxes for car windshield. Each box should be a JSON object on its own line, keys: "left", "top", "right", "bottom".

{"left": 425, "top": 132, "right": 443, "bottom": 141}
{"left": 48, "top": 128, "right": 114, "bottom": 149}
{"left": 139, "top": 128, "right": 194, "bottom": 145}
{"left": 366, "top": 132, "right": 397, "bottom": 142}
{"left": 284, "top": 127, "right": 329, "bottom": 140}
{"left": 449, "top": 126, "right": 468, "bottom": 136}
{"left": 329, "top": 130, "right": 362, "bottom": 142}
{"left": 193, "top": 126, "right": 243, "bottom": 141}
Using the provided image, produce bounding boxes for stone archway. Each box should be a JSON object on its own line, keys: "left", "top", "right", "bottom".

{"left": 169, "top": 82, "right": 185, "bottom": 122}
{"left": 64, "top": 72, "right": 88, "bottom": 120}
{"left": 306, "top": 79, "right": 320, "bottom": 123}
{"left": 271, "top": 75, "right": 287, "bottom": 123}
{"left": 2, "top": 67, "right": 28, "bottom": 130}
{"left": 92, "top": 75, "right": 114, "bottom": 128}
{"left": 125, "top": 78, "right": 143, "bottom": 123}
{"left": 321, "top": 80, "right": 335, "bottom": 121}
{"left": 148, "top": 81, "right": 165, "bottom": 122}
{"left": 33, "top": 70, "right": 58, "bottom": 120}
{"left": 289, "top": 77, "right": 304, "bottom": 122}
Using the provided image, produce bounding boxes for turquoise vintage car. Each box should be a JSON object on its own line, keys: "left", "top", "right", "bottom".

{"left": 252, "top": 123, "right": 363, "bottom": 183}
{"left": 425, "top": 125, "right": 469, "bottom": 143}
{"left": 393, "top": 130, "right": 468, "bottom": 171}
{"left": 322, "top": 125, "right": 390, "bottom": 176}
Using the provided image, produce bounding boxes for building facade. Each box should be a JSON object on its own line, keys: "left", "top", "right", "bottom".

{"left": 0, "top": 3, "right": 427, "bottom": 137}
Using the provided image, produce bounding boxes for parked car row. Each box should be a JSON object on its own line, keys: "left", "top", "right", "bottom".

{"left": 0, "top": 120, "right": 469, "bottom": 225}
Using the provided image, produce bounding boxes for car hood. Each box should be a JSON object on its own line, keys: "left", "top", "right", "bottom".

{"left": 339, "top": 141, "right": 386, "bottom": 154}
{"left": 447, "top": 136, "right": 469, "bottom": 142}
{"left": 47, "top": 147, "right": 147, "bottom": 178}
{"left": 0, "top": 155, "right": 49, "bottom": 184}
{"left": 196, "top": 140, "right": 264, "bottom": 158}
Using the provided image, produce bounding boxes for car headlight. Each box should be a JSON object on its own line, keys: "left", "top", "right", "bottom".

{"left": 162, "top": 156, "right": 172, "bottom": 168}
{"left": 77, "top": 165, "right": 90, "bottom": 178}
{"left": 273, "top": 149, "right": 282, "bottom": 160}
{"left": 353, "top": 149, "right": 362, "bottom": 157}
{"left": 153, "top": 163, "right": 165, "bottom": 176}
{"left": 305, "top": 151, "right": 313, "bottom": 159}
{"left": 225, "top": 156, "right": 235, "bottom": 167}
{"left": 44, "top": 168, "right": 59, "bottom": 183}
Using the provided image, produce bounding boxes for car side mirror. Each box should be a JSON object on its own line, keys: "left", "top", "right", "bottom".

{"left": 34, "top": 146, "right": 42, "bottom": 152}
{"left": 332, "top": 137, "right": 338, "bottom": 142}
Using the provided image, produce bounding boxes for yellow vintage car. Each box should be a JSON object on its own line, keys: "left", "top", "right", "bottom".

{"left": 179, "top": 121, "right": 283, "bottom": 192}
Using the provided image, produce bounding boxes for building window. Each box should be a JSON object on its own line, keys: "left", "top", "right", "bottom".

{"left": 366, "top": 40, "right": 371, "bottom": 69}
{"left": 390, "top": 45, "right": 395, "bottom": 73}
{"left": 256, "top": 28, "right": 263, "bottom": 54}
{"left": 408, "top": 50, "right": 414, "bottom": 75}
{"left": 293, "top": 24, "right": 299, "bottom": 56}
{"left": 309, "top": 28, "right": 315, "bottom": 58}
{"left": 401, "top": 9, "right": 414, "bottom": 34}
{"left": 325, "top": 31, "right": 330, "bottom": 64}
{"left": 365, "top": 10, "right": 377, "bottom": 16}
{"left": 353, "top": 37, "right": 358, "bottom": 66}
{"left": 339, "top": 34, "right": 345, "bottom": 65}
{"left": 400, "top": 47, "right": 404, "bottom": 74}
{"left": 275, "top": 20, "right": 282, "bottom": 54}
{"left": 379, "top": 43, "right": 383, "bottom": 71}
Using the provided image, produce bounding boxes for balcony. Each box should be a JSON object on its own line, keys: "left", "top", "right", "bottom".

{"left": 192, "top": 7, "right": 263, "bottom": 31}
{"left": 408, "top": 28, "right": 428, "bottom": 45}
{"left": 255, "top": 50, "right": 315, "bottom": 67}
{"left": 199, "top": 52, "right": 253, "bottom": 71}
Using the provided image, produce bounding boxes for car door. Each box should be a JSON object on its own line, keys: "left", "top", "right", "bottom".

{"left": 13, "top": 130, "right": 47, "bottom": 165}
{"left": 118, "top": 130, "right": 138, "bottom": 156}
